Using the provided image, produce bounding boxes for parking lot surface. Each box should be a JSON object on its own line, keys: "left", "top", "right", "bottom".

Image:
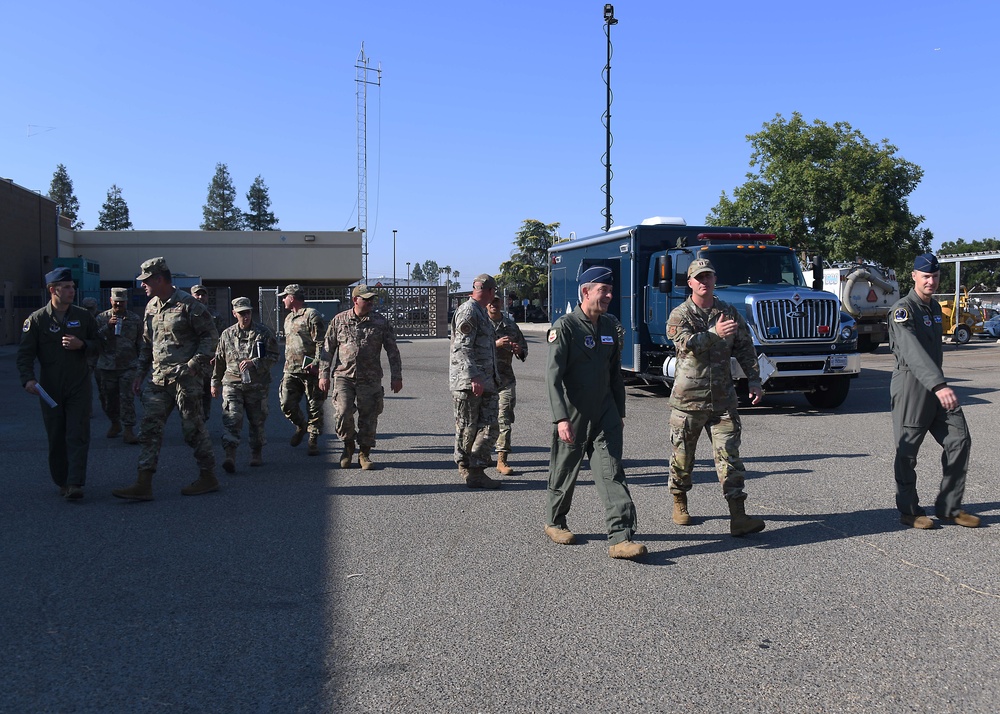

{"left": 2, "top": 333, "right": 999, "bottom": 713}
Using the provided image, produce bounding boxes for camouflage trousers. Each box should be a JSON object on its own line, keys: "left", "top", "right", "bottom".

{"left": 97, "top": 367, "right": 138, "bottom": 426}
{"left": 138, "top": 375, "right": 216, "bottom": 473}
{"left": 332, "top": 376, "right": 384, "bottom": 450}
{"left": 280, "top": 372, "right": 326, "bottom": 436}
{"left": 220, "top": 383, "right": 270, "bottom": 450}
{"left": 453, "top": 390, "right": 499, "bottom": 469}
{"left": 668, "top": 407, "right": 748, "bottom": 500}
{"left": 494, "top": 382, "right": 517, "bottom": 453}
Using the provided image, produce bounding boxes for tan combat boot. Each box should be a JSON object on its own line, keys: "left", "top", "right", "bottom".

{"left": 222, "top": 445, "right": 237, "bottom": 474}
{"left": 181, "top": 469, "right": 219, "bottom": 496}
{"left": 340, "top": 439, "right": 355, "bottom": 468}
{"left": 496, "top": 452, "right": 514, "bottom": 476}
{"left": 728, "top": 499, "right": 765, "bottom": 536}
{"left": 307, "top": 434, "right": 320, "bottom": 456}
{"left": 359, "top": 449, "right": 374, "bottom": 470}
{"left": 672, "top": 493, "right": 691, "bottom": 526}
{"left": 122, "top": 425, "right": 139, "bottom": 444}
{"left": 466, "top": 467, "right": 501, "bottom": 490}
{"left": 290, "top": 426, "right": 306, "bottom": 447}
{"left": 608, "top": 540, "right": 648, "bottom": 559}
{"left": 113, "top": 470, "right": 154, "bottom": 501}
{"left": 106, "top": 421, "right": 122, "bottom": 439}
{"left": 249, "top": 449, "right": 263, "bottom": 467}
{"left": 544, "top": 525, "right": 576, "bottom": 545}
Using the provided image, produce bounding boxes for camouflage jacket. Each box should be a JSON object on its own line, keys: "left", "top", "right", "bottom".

{"left": 666, "top": 296, "right": 760, "bottom": 412}
{"left": 283, "top": 307, "right": 325, "bottom": 375}
{"left": 449, "top": 298, "right": 499, "bottom": 392}
{"left": 95, "top": 308, "right": 143, "bottom": 371}
{"left": 490, "top": 314, "right": 527, "bottom": 389}
{"left": 212, "top": 321, "right": 280, "bottom": 388}
{"left": 319, "top": 309, "right": 402, "bottom": 384}
{"left": 138, "top": 289, "right": 219, "bottom": 386}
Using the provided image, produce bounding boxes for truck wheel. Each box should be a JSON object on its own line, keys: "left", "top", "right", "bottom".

{"left": 857, "top": 335, "right": 881, "bottom": 353}
{"left": 805, "top": 376, "right": 851, "bottom": 410}
{"left": 954, "top": 325, "right": 972, "bottom": 345}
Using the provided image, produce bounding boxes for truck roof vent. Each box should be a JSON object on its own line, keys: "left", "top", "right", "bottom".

{"left": 640, "top": 216, "right": 687, "bottom": 226}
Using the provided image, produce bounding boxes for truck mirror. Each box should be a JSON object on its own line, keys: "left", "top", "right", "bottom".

{"left": 654, "top": 255, "right": 671, "bottom": 293}
{"left": 812, "top": 255, "right": 823, "bottom": 291}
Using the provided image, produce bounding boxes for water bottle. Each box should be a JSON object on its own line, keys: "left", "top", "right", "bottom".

{"left": 241, "top": 367, "right": 252, "bottom": 384}
{"left": 114, "top": 316, "right": 123, "bottom": 336}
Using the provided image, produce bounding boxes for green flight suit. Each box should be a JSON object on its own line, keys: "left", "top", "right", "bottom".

{"left": 17, "top": 303, "right": 99, "bottom": 489}
{"left": 888, "top": 289, "right": 971, "bottom": 518}
{"left": 545, "top": 306, "right": 637, "bottom": 545}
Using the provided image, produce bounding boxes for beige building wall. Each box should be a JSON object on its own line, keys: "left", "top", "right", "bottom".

{"left": 62, "top": 230, "right": 362, "bottom": 284}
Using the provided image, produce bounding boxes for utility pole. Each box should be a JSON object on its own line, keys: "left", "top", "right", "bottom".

{"left": 601, "top": 4, "right": 618, "bottom": 232}
{"left": 356, "top": 43, "right": 381, "bottom": 282}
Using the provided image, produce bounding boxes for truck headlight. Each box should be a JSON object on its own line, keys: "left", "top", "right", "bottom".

{"left": 840, "top": 326, "right": 854, "bottom": 341}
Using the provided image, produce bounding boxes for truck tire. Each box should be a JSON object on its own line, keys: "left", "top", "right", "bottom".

{"left": 857, "top": 335, "right": 881, "bottom": 353}
{"left": 805, "top": 376, "right": 851, "bottom": 410}
{"left": 954, "top": 325, "right": 972, "bottom": 345}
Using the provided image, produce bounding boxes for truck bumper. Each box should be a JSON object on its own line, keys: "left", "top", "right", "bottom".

{"left": 731, "top": 352, "right": 862, "bottom": 385}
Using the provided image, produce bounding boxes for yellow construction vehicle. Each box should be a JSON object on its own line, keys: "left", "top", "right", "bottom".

{"left": 938, "top": 288, "right": 984, "bottom": 344}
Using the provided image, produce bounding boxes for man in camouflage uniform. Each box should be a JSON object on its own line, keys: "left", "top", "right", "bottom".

{"left": 450, "top": 274, "right": 502, "bottom": 489}
{"left": 666, "top": 257, "right": 765, "bottom": 536}
{"left": 95, "top": 287, "right": 142, "bottom": 444}
{"left": 212, "top": 297, "right": 280, "bottom": 473}
{"left": 112, "top": 257, "right": 220, "bottom": 501}
{"left": 544, "top": 266, "right": 646, "bottom": 559}
{"left": 319, "top": 285, "right": 403, "bottom": 470}
{"left": 280, "top": 284, "right": 326, "bottom": 456}
{"left": 888, "top": 253, "right": 979, "bottom": 530}
{"left": 192, "top": 284, "right": 225, "bottom": 421}
{"left": 17, "top": 267, "right": 99, "bottom": 500}
{"left": 486, "top": 296, "right": 527, "bottom": 476}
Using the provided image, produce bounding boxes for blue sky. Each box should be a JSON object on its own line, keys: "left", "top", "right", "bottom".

{"left": 3, "top": 0, "right": 997, "bottom": 289}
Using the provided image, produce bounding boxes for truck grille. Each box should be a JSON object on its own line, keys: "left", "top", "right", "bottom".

{"left": 755, "top": 298, "right": 838, "bottom": 340}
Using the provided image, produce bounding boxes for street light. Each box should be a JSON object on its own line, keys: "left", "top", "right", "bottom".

{"left": 406, "top": 261, "right": 411, "bottom": 286}
{"left": 602, "top": 3, "right": 618, "bottom": 232}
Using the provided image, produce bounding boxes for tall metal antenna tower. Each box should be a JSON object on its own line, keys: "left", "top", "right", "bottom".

{"left": 356, "top": 43, "right": 381, "bottom": 283}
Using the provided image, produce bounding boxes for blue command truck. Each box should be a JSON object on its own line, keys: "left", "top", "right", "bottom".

{"left": 548, "top": 217, "right": 861, "bottom": 409}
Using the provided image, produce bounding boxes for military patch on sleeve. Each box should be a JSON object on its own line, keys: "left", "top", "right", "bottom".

{"left": 459, "top": 321, "right": 473, "bottom": 335}
{"left": 893, "top": 307, "right": 909, "bottom": 323}
{"left": 547, "top": 329, "right": 557, "bottom": 343}
{"left": 667, "top": 324, "right": 678, "bottom": 339}
{"left": 22, "top": 318, "right": 31, "bottom": 333}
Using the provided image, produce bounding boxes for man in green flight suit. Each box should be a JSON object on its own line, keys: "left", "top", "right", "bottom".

{"left": 888, "top": 252, "right": 979, "bottom": 529}
{"left": 18, "top": 267, "right": 100, "bottom": 500}
{"left": 544, "top": 266, "right": 646, "bottom": 560}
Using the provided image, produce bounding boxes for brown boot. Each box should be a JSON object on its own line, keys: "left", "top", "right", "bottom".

{"left": 249, "top": 449, "right": 263, "bottom": 467}
{"left": 465, "top": 467, "right": 501, "bottom": 490}
{"left": 544, "top": 525, "right": 576, "bottom": 545}
{"left": 672, "top": 493, "right": 691, "bottom": 526}
{"left": 496, "top": 452, "right": 515, "bottom": 476}
{"left": 728, "top": 498, "right": 765, "bottom": 536}
{"left": 340, "top": 439, "right": 355, "bottom": 468}
{"left": 122, "top": 425, "right": 139, "bottom": 444}
{"left": 113, "top": 469, "right": 154, "bottom": 501}
{"left": 359, "top": 449, "right": 374, "bottom": 470}
{"left": 307, "top": 434, "right": 320, "bottom": 456}
{"left": 290, "top": 426, "right": 306, "bottom": 447}
{"left": 106, "top": 421, "right": 122, "bottom": 439}
{"left": 181, "top": 469, "right": 219, "bottom": 496}
{"left": 608, "top": 540, "right": 648, "bottom": 559}
{"left": 222, "top": 445, "right": 237, "bottom": 474}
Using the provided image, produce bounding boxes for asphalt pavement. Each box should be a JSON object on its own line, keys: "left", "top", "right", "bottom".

{"left": 2, "top": 329, "right": 999, "bottom": 713}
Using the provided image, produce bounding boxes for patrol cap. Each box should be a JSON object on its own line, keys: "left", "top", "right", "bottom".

{"left": 913, "top": 253, "right": 940, "bottom": 273}
{"left": 281, "top": 284, "right": 304, "bottom": 298}
{"left": 352, "top": 284, "right": 376, "bottom": 299}
{"left": 472, "top": 274, "right": 497, "bottom": 291}
{"left": 191, "top": 284, "right": 207, "bottom": 295}
{"left": 110, "top": 287, "right": 129, "bottom": 301}
{"left": 137, "top": 257, "right": 170, "bottom": 281}
{"left": 44, "top": 267, "right": 73, "bottom": 284}
{"left": 579, "top": 266, "right": 613, "bottom": 285}
{"left": 688, "top": 258, "right": 716, "bottom": 279}
{"left": 231, "top": 297, "right": 253, "bottom": 312}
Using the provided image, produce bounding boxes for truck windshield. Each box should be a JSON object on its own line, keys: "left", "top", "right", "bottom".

{"left": 709, "top": 251, "right": 807, "bottom": 287}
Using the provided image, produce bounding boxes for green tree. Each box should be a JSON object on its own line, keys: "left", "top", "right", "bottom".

{"left": 449, "top": 270, "right": 461, "bottom": 293}
{"left": 245, "top": 175, "right": 278, "bottom": 231}
{"left": 708, "top": 112, "right": 930, "bottom": 277}
{"left": 497, "top": 219, "right": 560, "bottom": 301}
{"left": 421, "top": 260, "right": 440, "bottom": 284}
{"left": 48, "top": 163, "right": 83, "bottom": 229}
{"left": 410, "top": 261, "right": 427, "bottom": 282}
{"left": 201, "top": 162, "right": 244, "bottom": 230}
{"left": 95, "top": 184, "right": 134, "bottom": 230}
{"left": 937, "top": 238, "right": 1000, "bottom": 293}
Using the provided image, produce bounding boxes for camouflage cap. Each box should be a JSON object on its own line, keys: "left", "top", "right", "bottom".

{"left": 190, "top": 284, "right": 207, "bottom": 295}
{"left": 281, "top": 284, "right": 304, "bottom": 297}
{"left": 688, "top": 258, "right": 716, "bottom": 278}
{"left": 137, "top": 257, "right": 170, "bottom": 280}
{"left": 352, "top": 284, "right": 376, "bottom": 299}
{"left": 472, "top": 273, "right": 497, "bottom": 291}
{"left": 231, "top": 297, "right": 253, "bottom": 312}
{"left": 110, "top": 287, "right": 129, "bottom": 301}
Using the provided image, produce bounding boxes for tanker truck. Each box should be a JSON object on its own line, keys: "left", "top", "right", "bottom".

{"left": 820, "top": 262, "right": 900, "bottom": 352}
